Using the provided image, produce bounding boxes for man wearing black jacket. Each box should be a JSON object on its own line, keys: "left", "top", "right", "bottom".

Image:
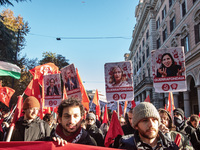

{"left": 52, "top": 98, "right": 96, "bottom": 146}
{"left": 85, "top": 113, "right": 104, "bottom": 146}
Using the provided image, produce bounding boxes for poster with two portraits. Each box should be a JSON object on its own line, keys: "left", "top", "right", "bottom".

{"left": 105, "top": 61, "right": 134, "bottom": 102}
{"left": 44, "top": 64, "right": 81, "bottom": 107}
{"left": 151, "top": 47, "right": 187, "bottom": 93}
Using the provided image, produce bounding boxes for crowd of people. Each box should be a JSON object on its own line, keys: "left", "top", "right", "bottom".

{"left": 0, "top": 96, "right": 200, "bottom": 150}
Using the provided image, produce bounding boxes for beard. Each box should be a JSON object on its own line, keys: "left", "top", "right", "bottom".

{"left": 62, "top": 123, "right": 80, "bottom": 136}
{"left": 137, "top": 127, "right": 158, "bottom": 139}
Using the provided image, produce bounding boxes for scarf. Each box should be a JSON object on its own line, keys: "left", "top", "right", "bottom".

{"left": 55, "top": 124, "right": 82, "bottom": 143}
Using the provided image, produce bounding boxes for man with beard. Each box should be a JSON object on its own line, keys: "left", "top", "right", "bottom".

{"left": 119, "top": 102, "right": 179, "bottom": 150}
{"left": 11, "top": 96, "right": 50, "bottom": 141}
{"left": 52, "top": 98, "right": 96, "bottom": 145}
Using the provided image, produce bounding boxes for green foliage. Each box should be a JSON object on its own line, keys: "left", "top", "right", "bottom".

{"left": 0, "top": 9, "right": 30, "bottom": 63}
{"left": 39, "top": 51, "right": 69, "bottom": 69}
{"left": 0, "top": 0, "right": 29, "bottom": 6}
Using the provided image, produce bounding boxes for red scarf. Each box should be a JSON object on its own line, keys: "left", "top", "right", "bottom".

{"left": 55, "top": 124, "right": 81, "bottom": 143}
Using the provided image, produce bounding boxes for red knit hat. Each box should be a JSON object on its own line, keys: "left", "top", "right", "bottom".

{"left": 23, "top": 96, "right": 40, "bottom": 110}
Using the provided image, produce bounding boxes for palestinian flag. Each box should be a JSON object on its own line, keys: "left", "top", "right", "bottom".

{"left": 0, "top": 61, "right": 21, "bottom": 79}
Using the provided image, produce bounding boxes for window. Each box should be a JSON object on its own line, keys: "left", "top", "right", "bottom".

{"left": 169, "top": 0, "right": 174, "bottom": 7}
{"left": 146, "top": 47, "right": 149, "bottom": 58}
{"left": 139, "top": 59, "right": 141, "bottom": 68}
{"left": 163, "top": 28, "right": 168, "bottom": 42}
{"left": 156, "top": 17, "right": 160, "bottom": 29}
{"left": 181, "top": 35, "right": 190, "bottom": 53}
{"left": 142, "top": 39, "right": 145, "bottom": 46}
{"left": 157, "top": 38, "right": 161, "bottom": 49}
{"left": 181, "top": 1, "right": 186, "bottom": 17}
{"left": 170, "top": 16, "right": 176, "bottom": 32}
{"left": 146, "top": 30, "right": 149, "bottom": 39}
{"left": 143, "top": 72, "right": 145, "bottom": 79}
{"left": 194, "top": 23, "right": 200, "bottom": 44}
{"left": 162, "top": 6, "right": 167, "bottom": 19}
{"left": 143, "top": 53, "right": 145, "bottom": 63}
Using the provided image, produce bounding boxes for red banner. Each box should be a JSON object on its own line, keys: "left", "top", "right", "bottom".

{"left": 0, "top": 141, "right": 121, "bottom": 150}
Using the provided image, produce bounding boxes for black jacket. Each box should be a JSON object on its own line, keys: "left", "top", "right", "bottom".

{"left": 11, "top": 116, "right": 50, "bottom": 141}
{"left": 52, "top": 124, "right": 97, "bottom": 146}
{"left": 119, "top": 131, "right": 179, "bottom": 150}
{"left": 186, "top": 122, "right": 200, "bottom": 150}
{"left": 86, "top": 124, "right": 104, "bottom": 146}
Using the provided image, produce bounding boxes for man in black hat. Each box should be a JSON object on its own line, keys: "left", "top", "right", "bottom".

{"left": 173, "top": 108, "right": 199, "bottom": 150}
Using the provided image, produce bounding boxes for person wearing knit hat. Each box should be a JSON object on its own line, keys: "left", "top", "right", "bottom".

{"left": 173, "top": 108, "right": 184, "bottom": 120}
{"left": 23, "top": 96, "right": 40, "bottom": 110}
{"left": 158, "top": 108, "right": 194, "bottom": 150}
{"left": 85, "top": 112, "right": 104, "bottom": 146}
{"left": 86, "top": 113, "right": 96, "bottom": 125}
{"left": 119, "top": 102, "right": 179, "bottom": 150}
{"left": 10, "top": 96, "right": 50, "bottom": 141}
{"left": 132, "top": 102, "right": 161, "bottom": 128}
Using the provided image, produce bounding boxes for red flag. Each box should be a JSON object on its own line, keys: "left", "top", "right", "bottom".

{"left": 102, "top": 105, "right": 108, "bottom": 124}
{"left": 164, "top": 104, "right": 167, "bottom": 110}
{"left": 0, "top": 119, "right": 4, "bottom": 132}
{"left": 167, "top": 92, "right": 175, "bottom": 116}
{"left": 54, "top": 107, "right": 58, "bottom": 114}
{"left": 29, "top": 63, "right": 59, "bottom": 86}
{"left": 10, "top": 96, "right": 23, "bottom": 127}
{"left": 104, "top": 111, "right": 124, "bottom": 147}
{"left": 119, "top": 104, "right": 123, "bottom": 116}
{"left": 174, "top": 133, "right": 181, "bottom": 147}
{"left": 123, "top": 101, "right": 127, "bottom": 117}
{"left": 144, "top": 95, "right": 150, "bottom": 102}
{"left": 131, "top": 100, "right": 136, "bottom": 108}
{"left": 76, "top": 69, "right": 90, "bottom": 110}
{"left": 92, "top": 89, "right": 100, "bottom": 120}
{"left": 0, "top": 86, "right": 15, "bottom": 107}
{"left": 63, "top": 84, "right": 67, "bottom": 100}
{"left": 24, "top": 79, "right": 41, "bottom": 102}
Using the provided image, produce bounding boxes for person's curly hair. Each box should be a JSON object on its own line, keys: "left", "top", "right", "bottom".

{"left": 57, "top": 97, "right": 85, "bottom": 118}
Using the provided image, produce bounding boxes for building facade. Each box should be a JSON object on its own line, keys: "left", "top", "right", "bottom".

{"left": 125, "top": 0, "right": 200, "bottom": 117}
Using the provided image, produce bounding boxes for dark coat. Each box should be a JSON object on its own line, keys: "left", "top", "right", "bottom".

{"left": 119, "top": 131, "right": 179, "bottom": 150}
{"left": 86, "top": 124, "right": 104, "bottom": 146}
{"left": 122, "top": 124, "right": 135, "bottom": 136}
{"left": 186, "top": 122, "right": 200, "bottom": 150}
{"left": 65, "top": 77, "right": 77, "bottom": 91}
{"left": 157, "top": 65, "right": 181, "bottom": 77}
{"left": 11, "top": 116, "right": 50, "bottom": 141}
{"left": 46, "top": 85, "right": 59, "bottom": 95}
{"left": 52, "top": 124, "right": 97, "bottom": 146}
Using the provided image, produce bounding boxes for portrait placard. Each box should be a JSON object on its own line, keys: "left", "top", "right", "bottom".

{"left": 44, "top": 73, "right": 62, "bottom": 107}
{"left": 105, "top": 61, "right": 134, "bottom": 101}
{"left": 61, "top": 64, "right": 82, "bottom": 100}
{"left": 151, "top": 47, "right": 187, "bottom": 93}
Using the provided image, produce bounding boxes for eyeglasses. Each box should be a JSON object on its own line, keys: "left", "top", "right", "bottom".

{"left": 120, "top": 122, "right": 125, "bottom": 124}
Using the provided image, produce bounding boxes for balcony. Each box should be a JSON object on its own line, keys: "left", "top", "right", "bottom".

{"left": 134, "top": 77, "right": 153, "bottom": 92}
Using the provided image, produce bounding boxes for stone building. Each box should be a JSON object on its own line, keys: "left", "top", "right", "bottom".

{"left": 125, "top": 0, "right": 200, "bottom": 117}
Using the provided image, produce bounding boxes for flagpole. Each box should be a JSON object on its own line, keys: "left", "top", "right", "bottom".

{"left": 170, "top": 92, "right": 174, "bottom": 122}
{"left": 117, "top": 101, "right": 119, "bottom": 119}
{"left": 6, "top": 95, "right": 23, "bottom": 142}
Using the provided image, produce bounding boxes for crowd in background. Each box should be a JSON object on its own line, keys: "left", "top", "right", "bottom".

{"left": 0, "top": 96, "right": 200, "bottom": 150}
